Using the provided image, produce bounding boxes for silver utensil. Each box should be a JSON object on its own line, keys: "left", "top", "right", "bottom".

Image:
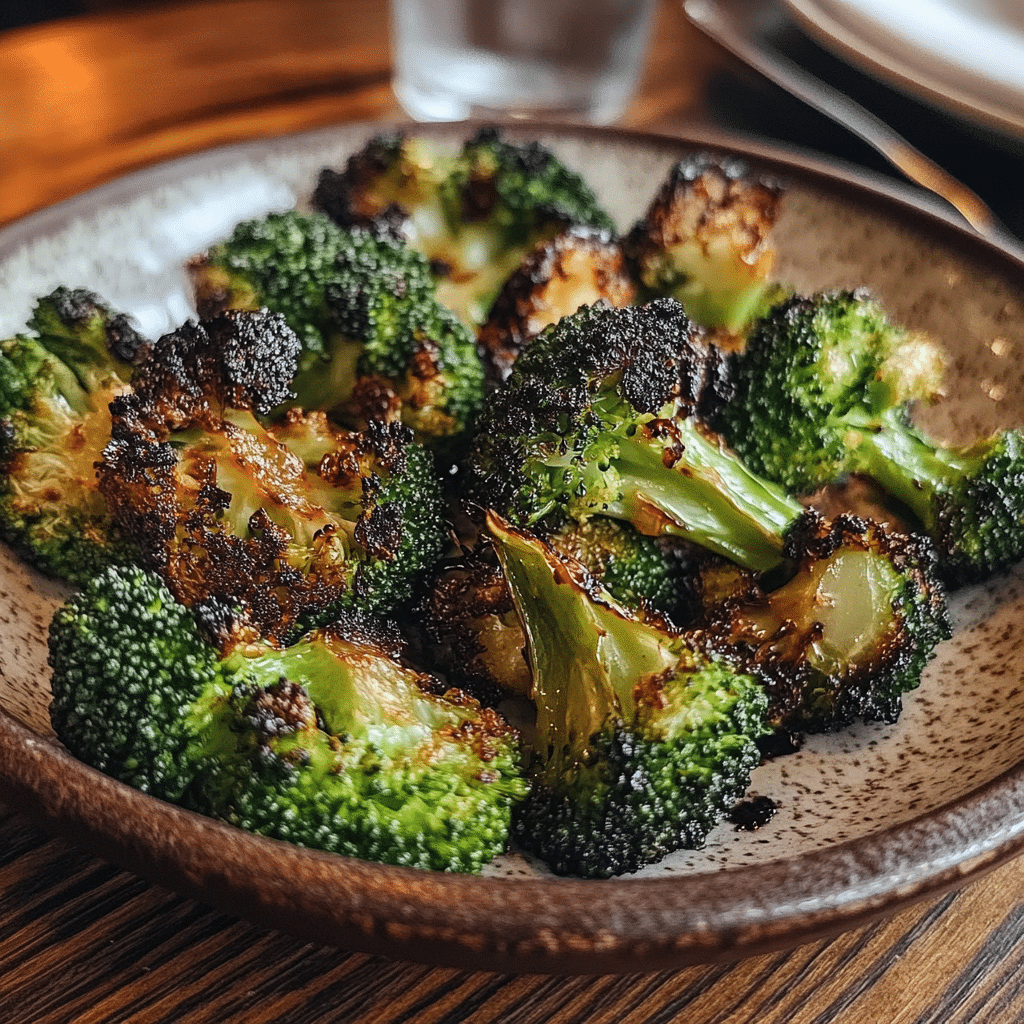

{"left": 683, "top": 0, "right": 1022, "bottom": 252}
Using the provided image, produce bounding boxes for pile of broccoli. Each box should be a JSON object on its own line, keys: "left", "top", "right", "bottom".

{"left": 9, "top": 129, "right": 1016, "bottom": 880}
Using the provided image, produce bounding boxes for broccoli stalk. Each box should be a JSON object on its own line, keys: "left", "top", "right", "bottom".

{"left": 488, "top": 512, "right": 768, "bottom": 878}
{"left": 417, "top": 515, "right": 694, "bottom": 705}
{"left": 464, "top": 299, "right": 807, "bottom": 573}
{"left": 48, "top": 566, "right": 528, "bottom": 873}
{"left": 691, "top": 511, "right": 950, "bottom": 732}
{"left": 717, "top": 289, "right": 1024, "bottom": 584}
{"left": 852, "top": 419, "right": 1024, "bottom": 587}
{"left": 0, "top": 287, "right": 149, "bottom": 582}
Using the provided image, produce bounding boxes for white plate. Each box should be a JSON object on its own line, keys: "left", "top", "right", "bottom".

{"left": 781, "top": 0, "right": 1024, "bottom": 140}
{"left": 2, "top": 122, "right": 1024, "bottom": 971}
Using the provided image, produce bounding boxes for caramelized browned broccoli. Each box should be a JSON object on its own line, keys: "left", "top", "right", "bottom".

{"left": 0, "top": 287, "right": 151, "bottom": 583}
{"left": 476, "top": 225, "right": 636, "bottom": 383}
{"left": 690, "top": 511, "right": 950, "bottom": 733}
{"left": 313, "top": 128, "right": 617, "bottom": 328}
{"left": 97, "top": 309, "right": 448, "bottom": 645}
{"left": 418, "top": 515, "right": 699, "bottom": 704}
{"left": 624, "top": 153, "right": 786, "bottom": 342}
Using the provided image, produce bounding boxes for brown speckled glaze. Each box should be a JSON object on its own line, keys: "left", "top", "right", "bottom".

{"left": 2, "top": 123, "right": 1024, "bottom": 973}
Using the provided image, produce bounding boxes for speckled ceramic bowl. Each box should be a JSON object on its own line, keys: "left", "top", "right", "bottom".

{"left": 2, "top": 123, "right": 1023, "bottom": 974}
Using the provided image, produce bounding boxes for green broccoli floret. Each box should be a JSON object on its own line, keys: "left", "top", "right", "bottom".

{"left": 320, "top": 229, "right": 485, "bottom": 448}
{"left": 0, "top": 287, "right": 149, "bottom": 582}
{"left": 190, "top": 212, "right": 485, "bottom": 449}
{"left": 97, "top": 310, "right": 447, "bottom": 644}
{"left": 464, "top": 299, "right": 808, "bottom": 573}
{"left": 48, "top": 565, "right": 528, "bottom": 872}
{"left": 312, "top": 128, "right": 616, "bottom": 327}
{"left": 487, "top": 512, "right": 768, "bottom": 878}
{"left": 691, "top": 511, "right": 950, "bottom": 733}
{"left": 717, "top": 289, "right": 1024, "bottom": 585}
{"left": 624, "top": 153, "right": 787, "bottom": 342}
{"left": 544, "top": 514, "right": 693, "bottom": 620}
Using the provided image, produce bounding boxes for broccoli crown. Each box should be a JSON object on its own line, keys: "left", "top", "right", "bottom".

{"left": 447, "top": 128, "right": 616, "bottom": 242}
{"left": 313, "top": 129, "right": 617, "bottom": 327}
{"left": 193, "top": 211, "right": 348, "bottom": 356}
{"left": 312, "top": 132, "right": 455, "bottom": 241}
{"left": 48, "top": 565, "right": 233, "bottom": 804}
{"left": 319, "top": 229, "right": 486, "bottom": 444}
{"left": 191, "top": 213, "right": 485, "bottom": 447}
{"left": 0, "top": 288, "right": 149, "bottom": 582}
{"left": 718, "top": 289, "right": 1024, "bottom": 584}
{"left": 48, "top": 566, "right": 528, "bottom": 872}
{"left": 624, "top": 153, "right": 784, "bottom": 337}
{"left": 97, "top": 311, "right": 447, "bottom": 643}
{"left": 23, "top": 285, "right": 149, "bottom": 391}
{"left": 464, "top": 299, "right": 805, "bottom": 572}
{"left": 477, "top": 225, "right": 636, "bottom": 384}
{"left": 691, "top": 511, "right": 950, "bottom": 732}
{"left": 130, "top": 308, "right": 302, "bottom": 425}
{"left": 717, "top": 290, "right": 946, "bottom": 494}
{"left": 488, "top": 513, "right": 767, "bottom": 878}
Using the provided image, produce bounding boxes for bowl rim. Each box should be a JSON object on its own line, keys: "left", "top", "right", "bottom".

{"left": 2, "top": 119, "right": 1023, "bottom": 974}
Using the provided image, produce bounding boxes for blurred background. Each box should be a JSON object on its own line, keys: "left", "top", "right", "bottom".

{"left": 2, "top": 0, "right": 1023, "bottom": 237}
{"left": 2, "top": 0, "right": 163, "bottom": 30}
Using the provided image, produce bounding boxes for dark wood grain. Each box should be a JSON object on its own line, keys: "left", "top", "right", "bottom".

{"left": 4, "top": 803, "right": 1024, "bottom": 1023}
{"left": 4, "top": 0, "right": 1024, "bottom": 1019}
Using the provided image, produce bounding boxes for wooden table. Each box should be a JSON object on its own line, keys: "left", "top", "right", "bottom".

{"left": 4, "top": 1, "right": 1024, "bottom": 1020}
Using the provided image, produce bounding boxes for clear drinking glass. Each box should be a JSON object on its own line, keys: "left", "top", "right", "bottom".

{"left": 390, "top": 0, "right": 657, "bottom": 124}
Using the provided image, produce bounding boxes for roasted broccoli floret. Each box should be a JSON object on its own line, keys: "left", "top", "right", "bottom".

{"left": 476, "top": 225, "right": 636, "bottom": 384}
{"left": 97, "top": 309, "right": 447, "bottom": 644}
{"left": 48, "top": 565, "right": 527, "bottom": 873}
{"left": 313, "top": 128, "right": 617, "bottom": 327}
{"left": 464, "top": 299, "right": 808, "bottom": 573}
{"left": 717, "top": 289, "right": 1024, "bottom": 585}
{"left": 624, "top": 153, "right": 786, "bottom": 343}
{"left": 690, "top": 511, "right": 949, "bottom": 733}
{"left": 487, "top": 513, "right": 768, "bottom": 878}
{"left": 418, "top": 514, "right": 694, "bottom": 703}
{"left": 0, "top": 287, "right": 150, "bottom": 582}
{"left": 319, "top": 228, "right": 485, "bottom": 448}
{"left": 312, "top": 132, "right": 456, "bottom": 247}
{"left": 190, "top": 212, "right": 485, "bottom": 449}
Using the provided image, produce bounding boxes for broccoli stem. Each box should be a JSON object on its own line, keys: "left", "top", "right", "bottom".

{"left": 852, "top": 421, "right": 986, "bottom": 534}
{"left": 496, "top": 521, "right": 676, "bottom": 784}
{"left": 592, "top": 420, "right": 804, "bottom": 572}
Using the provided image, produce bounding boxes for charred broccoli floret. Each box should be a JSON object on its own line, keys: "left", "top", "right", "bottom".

{"left": 48, "top": 565, "right": 527, "bottom": 872}
{"left": 488, "top": 513, "right": 768, "bottom": 878}
{"left": 717, "top": 289, "right": 1024, "bottom": 585}
{"left": 0, "top": 287, "right": 150, "bottom": 582}
{"left": 476, "top": 225, "right": 636, "bottom": 384}
{"left": 464, "top": 299, "right": 808, "bottom": 572}
{"left": 691, "top": 511, "right": 950, "bottom": 733}
{"left": 97, "top": 309, "right": 447, "bottom": 644}
{"left": 313, "top": 128, "right": 617, "bottom": 327}
{"left": 418, "top": 515, "right": 694, "bottom": 703}
{"left": 312, "top": 132, "right": 456, "bottom": 246}
{"left": 190, "top": 212, "right": 485, "bottom": 449}
{"left": 624, "top": 153, "right": 786, "bottom": 342}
